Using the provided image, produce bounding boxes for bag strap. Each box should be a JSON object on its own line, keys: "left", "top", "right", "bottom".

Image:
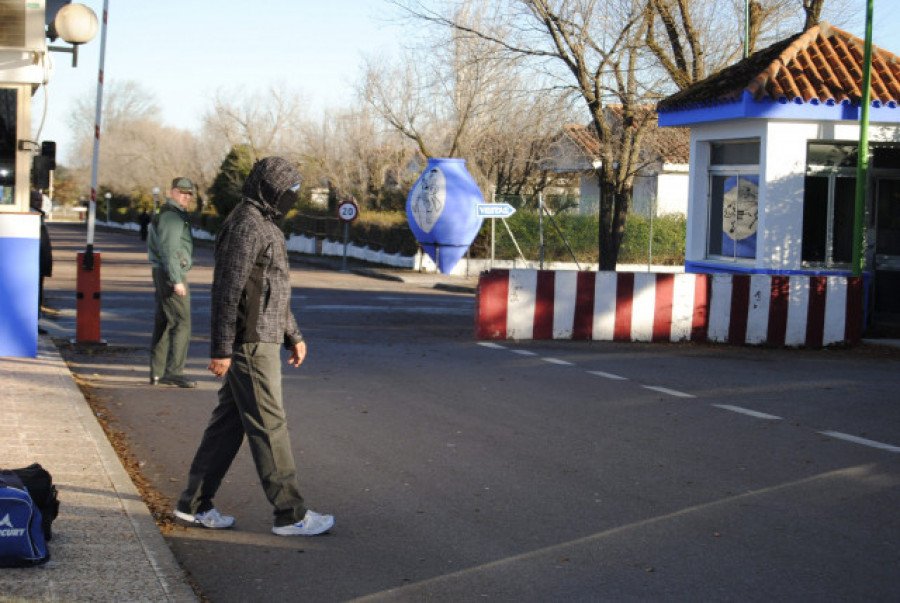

{"left": 0, "top": 469, "right": 26, "bottom": 491}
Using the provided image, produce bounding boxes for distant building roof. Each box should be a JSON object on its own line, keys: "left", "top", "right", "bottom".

{"left": 563, "top": 124, "right": 601, "bottom": 158}
{"left": 658, "top": 22, "right": 900, "bottom": 125}
{"left": 562, "top": 121, "right": 690, "bottom": 166}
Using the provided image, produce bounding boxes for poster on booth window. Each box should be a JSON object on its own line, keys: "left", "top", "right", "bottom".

{"left": 722, "top": 175, "right": 759, "bottom": 259}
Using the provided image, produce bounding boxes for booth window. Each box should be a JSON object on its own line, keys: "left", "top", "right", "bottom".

{"left": 707, "top": 140, "right": 760, "bottom": 260}
{"left": 802, "top": 142, "right": 859, "bottom": 268}
{"left": 0, "top": 88, "right": 16, "bottom": 205}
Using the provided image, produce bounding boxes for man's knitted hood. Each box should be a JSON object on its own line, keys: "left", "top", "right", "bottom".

{"left": 241, "top": 157, "right": 303, "bottom": 221}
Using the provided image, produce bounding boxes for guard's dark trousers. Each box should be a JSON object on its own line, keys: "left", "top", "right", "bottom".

{"left": 150, "top": 268, "right": 191, "bottom": 379}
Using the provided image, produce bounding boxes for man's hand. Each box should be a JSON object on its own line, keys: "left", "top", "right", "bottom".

{"left": 288, "top": 341, "right": 307, "bottom": 367}
{"left": 208, "top": 357, "right": 231, "bottom": 377}
{"left": 173, "top": 283, "right": 187, "bottom": 296}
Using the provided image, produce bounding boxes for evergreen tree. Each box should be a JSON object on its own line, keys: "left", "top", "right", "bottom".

{"left": 209, "top": 145, "right": 254, "bottom": 217}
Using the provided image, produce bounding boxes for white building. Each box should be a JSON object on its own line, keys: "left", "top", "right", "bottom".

{"left": 545, "top": 122, "right": 690, "bottom": 217}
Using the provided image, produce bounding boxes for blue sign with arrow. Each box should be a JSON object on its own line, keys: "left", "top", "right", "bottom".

{"left": 477, "top": 203, "right": 517, "bottom": 218}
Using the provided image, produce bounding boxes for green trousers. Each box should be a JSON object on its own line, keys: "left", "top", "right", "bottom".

{"left": 177, "top": 342, "right": 307, "bottom": 526}
{"left": 150, "top": 268, "right": 191, "bottom": 379}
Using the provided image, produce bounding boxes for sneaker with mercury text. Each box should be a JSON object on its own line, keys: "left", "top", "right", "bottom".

{"left": 173, "top": 507, "right": 235, "bottom": 529}
{"left": 272, "top": 510, "right": 334, "bottom": 536}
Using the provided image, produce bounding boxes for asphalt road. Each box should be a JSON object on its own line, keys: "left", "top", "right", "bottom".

{"left": 44, "top": 222, "right": 900, "bottom": 602}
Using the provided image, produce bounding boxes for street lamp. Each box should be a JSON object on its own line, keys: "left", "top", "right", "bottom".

{"left": 152, "top": 187, "right": 160, "bottom": 214}
{"left": 47, "top": 3, "right": 100, "bottom": 68}
{"left": 105, "top": 192, "right": 111, "bottom": 224}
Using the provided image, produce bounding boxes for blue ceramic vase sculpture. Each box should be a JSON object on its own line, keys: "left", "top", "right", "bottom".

{"left": 406, "top": 158, "right": 484, "bottom": 274}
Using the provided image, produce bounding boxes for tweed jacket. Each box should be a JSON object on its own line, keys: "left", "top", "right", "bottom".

{"left": 210, "top": 158, "right": 304, "bottom": 358}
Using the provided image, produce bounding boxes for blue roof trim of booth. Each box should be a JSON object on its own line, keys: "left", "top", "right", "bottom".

{"left": 658, "top": 90, "right": 900, "bottom": 127}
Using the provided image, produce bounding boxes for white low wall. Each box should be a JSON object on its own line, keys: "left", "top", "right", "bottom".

{"left": 102, "top": 220, "right": 682, "bottom": 276}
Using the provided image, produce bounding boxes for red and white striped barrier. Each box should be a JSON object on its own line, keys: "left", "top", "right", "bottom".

{"left": 707, "top": 273, "right": 863, "bottom": 347}
{"left": 475, "top": 270, "right": 863, "bottom": 347}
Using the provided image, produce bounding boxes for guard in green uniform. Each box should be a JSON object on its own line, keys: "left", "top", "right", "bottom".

{"left": 147, "top": 177, "right": 196, "bottom": 388}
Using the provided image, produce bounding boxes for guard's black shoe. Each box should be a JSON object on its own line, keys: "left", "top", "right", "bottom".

{"left": 150, "top": 376, "right": 160, "bottom": 385}
{"left": 160, "top": 375, "right": 197, "bottom": 388}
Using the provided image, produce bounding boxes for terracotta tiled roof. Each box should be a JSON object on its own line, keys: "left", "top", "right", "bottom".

{"left": 649, "top": 126, "right": 691, "bottom": 164}
{"left": 563, "top": 122, "right": 690, "bottom": 165}
{"left": 563, "top": 124, "right": 600, "bottom": 157}
{"left": 658, "top": 22, "right": 900, "bottom": 112}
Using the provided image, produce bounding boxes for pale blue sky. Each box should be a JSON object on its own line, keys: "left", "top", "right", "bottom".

{"left": 34, "top": 0, "right": 403, "bottom": 161}
{"left": 33, "top": 1, "right": 900, "bottom": 163}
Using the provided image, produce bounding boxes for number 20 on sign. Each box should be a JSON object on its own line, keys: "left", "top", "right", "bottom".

{"left": 338, "top": 200, "right": 359, "bottom": 223}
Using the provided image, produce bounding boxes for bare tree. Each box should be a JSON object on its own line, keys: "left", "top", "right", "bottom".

{"left": 361, "top": 53, "right": 445, "bottom": 159}
{"left": 391, "top": 0, "right": 674, "bottom": 269}
{"left": 645, "top": 0, "right": 859, "bottom": 92}
{"left": 202, "top": 83, "right": 308, "bottom": 165}
{"left": 68, "top": 80, "right": 208, "bottom": 202}
{"left": 363, "top": 2, "right": 578, "bottom": 209}
{"left": 803, "top": 0, "right": 827, "bottom": 30}
{"left": 283, "top": 103, "right": 415, "bottom": 212}
{"left": 643, "top": 0, "right": 710, "bottom": 90}
{"left": 174, "top": 126, "right": 224, "bottom": 214}
{"left": 67, "top": 79, "right": 161, "bottom": 139}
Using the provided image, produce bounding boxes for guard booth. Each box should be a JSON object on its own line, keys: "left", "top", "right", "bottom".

{"left": 657, "top": 22, "right": 900, "bottom": 334}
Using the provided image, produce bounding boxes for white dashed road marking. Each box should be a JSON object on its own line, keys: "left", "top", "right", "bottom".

{"left": 477, "top": 343, "right": 899, "bottom": 455}
{"left": 818, "top": 431, "right": 900, "bottom": 453}
{"left": 476, "top": 342, "right": 506, "bottom": 350}
{"left": 587, "top": 370, "right": 629, "bottom": 381}
{"left": 713, "top": 404, "right": 782, "bottom": 421}
{"left": 543, "top": 357, "right": 574, "bottom": 366}
{"left": 642, "top": 385, "right": 696, "bottom": 398}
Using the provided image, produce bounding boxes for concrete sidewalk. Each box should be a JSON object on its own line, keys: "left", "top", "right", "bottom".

{"left": 0, "top": 335, "right": 197, "bottom": 602}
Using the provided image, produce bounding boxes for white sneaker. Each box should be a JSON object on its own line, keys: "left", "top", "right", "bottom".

{"left": 272, "top": 510, "right": 334, "bottom": 536}
{"left": 174, "top": 507, "right": 235, "bottom": 529}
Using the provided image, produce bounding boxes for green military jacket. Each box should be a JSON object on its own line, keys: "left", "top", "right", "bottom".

{"left": 147, "top": 198, "right": 194, "bottom": 285}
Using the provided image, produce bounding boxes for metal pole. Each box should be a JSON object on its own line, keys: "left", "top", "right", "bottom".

{"left": 852, "top": 0, "right": 874, "bottom": 277}
{"left": 490, "top": 191, "right": 496, "bottom": 269}
{"left": 48, "top": 171, "right": 54, "bottom": 221}
{"left": 543, "top": 204, "right": 581, "bottom": 270}
{"left": 74, "top": 0, "right": 109, "bottom": 345}
{"left": 85, "top": 0, "right": 109, "bottom": 270}
{"left": 539, "top": 192, "right": 544, "bottom": 270}
{"left": 341, "top": 221, "right": 349, "bottom": 272}
{"left": 648, "top": 195, "right": 654, "bottom": 271}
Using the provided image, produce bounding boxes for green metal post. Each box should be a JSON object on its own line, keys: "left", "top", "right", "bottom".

{"left": 852, "top": 0, "right": 875, "bottom": 277}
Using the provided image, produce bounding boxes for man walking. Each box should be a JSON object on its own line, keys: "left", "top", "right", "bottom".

{"left": 148, "top": 177, "right": 196, "bottom": 388}
{"left": 174, "top": 157, "right": 333, "bottom": 536}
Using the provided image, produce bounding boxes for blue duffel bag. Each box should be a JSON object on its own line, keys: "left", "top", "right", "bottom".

{"left": 0, "top": 470, "right": 49, "bottom": 567}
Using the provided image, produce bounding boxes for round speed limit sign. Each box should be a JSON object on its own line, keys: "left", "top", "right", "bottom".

{"left": 338, "top": 200, "right": 359, "bottom": 223}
